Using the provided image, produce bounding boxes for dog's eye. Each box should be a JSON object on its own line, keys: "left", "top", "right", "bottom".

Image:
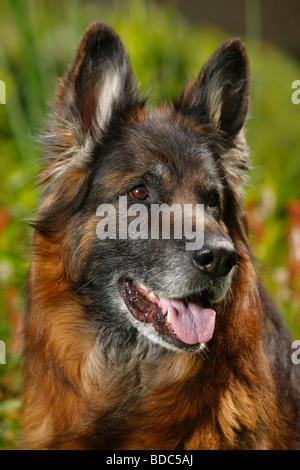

{"left": 128, "top": 186, "right": 149, "bottom": 201}
{"left": 207, "top": 193, "right": 219, "bottom": 208}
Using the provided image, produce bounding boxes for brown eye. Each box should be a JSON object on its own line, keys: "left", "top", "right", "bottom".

{"left": 207, "top": 193, "right": 219, "bottom": 208}
{"left": 128, "top": 186, "right": 149, "bottom": 201}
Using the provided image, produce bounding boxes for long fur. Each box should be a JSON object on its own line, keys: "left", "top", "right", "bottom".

{"left": 21, "top": 22, "right": 300, "bottom": 450}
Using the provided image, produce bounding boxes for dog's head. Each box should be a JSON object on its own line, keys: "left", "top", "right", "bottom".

{"left": 37, "top": 22, "right": 250, "bottom": 353}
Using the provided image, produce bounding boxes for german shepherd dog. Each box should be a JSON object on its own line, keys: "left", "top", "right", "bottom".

{"left": 21, "top": 22, "right": 300, "bottom": 450}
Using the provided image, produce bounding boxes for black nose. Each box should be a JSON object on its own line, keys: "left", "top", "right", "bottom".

{"left": 193, "top": 241, "right": 237, "bottom": 278}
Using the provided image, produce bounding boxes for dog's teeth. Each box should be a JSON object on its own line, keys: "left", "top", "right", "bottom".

{"left": 148, "top": 292, "right": 157, "bottom": 300}
{"left": 166, "top": 308, "right": 172, "bottom": 325}
{"left": 139, "top": 283, "right": 148, "bottom": 291}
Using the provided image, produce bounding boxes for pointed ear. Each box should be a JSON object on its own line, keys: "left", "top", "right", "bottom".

{"left": 174, "top": 38, "right": 250, "bottom": 137}
{"left": 63, "top": 22, "right": 140, "bottom": 136}
{"left": 43, "top": 22, "right": 141, "bottom": 168}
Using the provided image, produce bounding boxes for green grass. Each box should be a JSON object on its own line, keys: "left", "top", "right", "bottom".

{"left": 0, "top": 0, "right": 300, "bottom": 449}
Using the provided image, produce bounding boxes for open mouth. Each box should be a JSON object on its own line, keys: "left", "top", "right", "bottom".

{"left": 120, "top": 279, "right": 216, "bottom": 350}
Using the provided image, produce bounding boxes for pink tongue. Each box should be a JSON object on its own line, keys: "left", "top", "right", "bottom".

{"left": 159, "top": 297, "right": 216, "bottom": 345}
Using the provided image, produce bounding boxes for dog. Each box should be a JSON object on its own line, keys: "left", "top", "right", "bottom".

{"left": 21, "top": 22, "right": 300, "bottom": 450}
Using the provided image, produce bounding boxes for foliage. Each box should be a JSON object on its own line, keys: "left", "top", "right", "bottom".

{"left": 0, "top": 0, "right": 299, "bottom": 449}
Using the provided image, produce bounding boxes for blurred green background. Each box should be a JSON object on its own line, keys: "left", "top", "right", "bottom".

{"left": 0, "top": 0, "right": 299, "bottom": 449}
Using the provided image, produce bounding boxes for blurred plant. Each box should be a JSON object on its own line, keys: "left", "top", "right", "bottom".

{"left": 0, "top": 0, "right": 299, "bottom": 448}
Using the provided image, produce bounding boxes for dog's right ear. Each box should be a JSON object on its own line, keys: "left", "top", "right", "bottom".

{"left": 44, "top": 22, "right": 141, "bottom": 166}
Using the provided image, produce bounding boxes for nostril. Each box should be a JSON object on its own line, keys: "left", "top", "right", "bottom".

{"left": 193, "top": 249, "right": 217, "bottom": 273}
{"left": 201, "top": 254, "right": 215, "bottom": 268}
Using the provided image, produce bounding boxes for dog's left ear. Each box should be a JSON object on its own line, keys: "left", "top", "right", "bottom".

{"left": 174, "top": 38, "right": 250, "bottom": 137}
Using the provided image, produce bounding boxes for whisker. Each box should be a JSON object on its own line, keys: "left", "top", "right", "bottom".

{"left": 74, "top": 276, "right": 98, "bottom": 294}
